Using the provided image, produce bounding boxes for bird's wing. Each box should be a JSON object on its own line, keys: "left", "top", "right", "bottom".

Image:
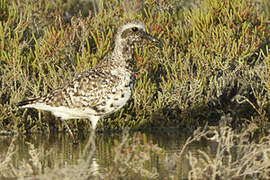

{"left": 41, "top": 68, "right": 120, "bottom": 108}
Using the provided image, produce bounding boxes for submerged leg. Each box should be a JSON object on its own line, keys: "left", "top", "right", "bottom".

{"left": 62, "top": 120, "right": 78, "bottom": 143}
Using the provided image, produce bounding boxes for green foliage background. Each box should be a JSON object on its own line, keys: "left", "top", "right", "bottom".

{"left": 0, "top": 0, "right": 269, "bottom": 134}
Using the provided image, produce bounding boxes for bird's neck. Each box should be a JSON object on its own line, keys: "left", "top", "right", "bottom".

{"left": 111, "top": 40, "right": 135, "bottom": 71}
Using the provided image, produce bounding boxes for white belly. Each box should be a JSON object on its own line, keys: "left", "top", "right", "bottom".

{"left": 106, "top": 87, "right": 132, "bottom": 113}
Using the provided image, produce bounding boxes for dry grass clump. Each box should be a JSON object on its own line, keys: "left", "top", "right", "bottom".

{"left": 101, "top": 130, "right": 162, "bottom": 179}
{"left": 188, "top": 123, "right": 270, "bottom": 180}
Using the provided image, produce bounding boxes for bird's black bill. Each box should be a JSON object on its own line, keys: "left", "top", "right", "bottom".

{"left": 142, "top": 32, "right": 162, "bottom": 48}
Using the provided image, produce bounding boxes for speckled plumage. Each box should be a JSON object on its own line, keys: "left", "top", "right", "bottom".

{"left": 18, "top": 20, "right": 160, "bottom": 131}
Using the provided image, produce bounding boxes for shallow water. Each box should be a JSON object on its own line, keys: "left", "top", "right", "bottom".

{"left": 0, "top": 128, "right": 213, "bottom": 179}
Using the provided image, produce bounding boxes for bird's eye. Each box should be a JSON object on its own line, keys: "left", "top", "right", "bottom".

{"left": 132, "top": 27, "right": 138, "bottom": 32}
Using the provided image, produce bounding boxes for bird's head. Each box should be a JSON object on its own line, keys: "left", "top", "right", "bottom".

{"left": 116, "top": 20, "right": 161, "bottom": 47}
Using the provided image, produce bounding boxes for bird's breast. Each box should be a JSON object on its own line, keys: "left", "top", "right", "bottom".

{"left": 85, "top": 67, "right": 135, "bottom": 116}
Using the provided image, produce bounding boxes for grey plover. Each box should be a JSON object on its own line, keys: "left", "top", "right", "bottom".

{"left": 18, "top": 20, "right": 160, "bottom": 138}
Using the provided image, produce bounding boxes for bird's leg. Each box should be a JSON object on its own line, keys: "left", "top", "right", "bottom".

{"left": 62, "top": 120, "right": 78, "bottom": 144}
